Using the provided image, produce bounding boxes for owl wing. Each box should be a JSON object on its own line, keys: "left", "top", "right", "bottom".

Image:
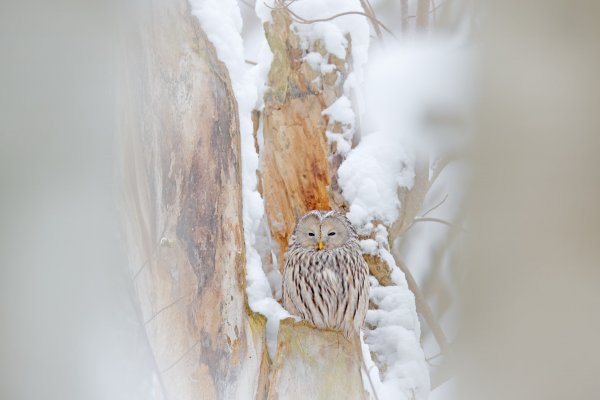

{"left": 282, "top": 254, "right": 301, "bottom": 317}
{"left": 353, "top": 255, "right": 370, "bottom": 333}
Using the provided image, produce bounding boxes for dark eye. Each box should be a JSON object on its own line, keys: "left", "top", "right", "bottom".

{"left": 328, "top": 232, "right": 336, "bottom": 236}
{"left": 308, "top": 232, "right": 315, "bottom": 237}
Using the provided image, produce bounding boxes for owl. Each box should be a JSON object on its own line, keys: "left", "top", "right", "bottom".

{"left": 282, "top": 210, "right": 369, "bottom": 337}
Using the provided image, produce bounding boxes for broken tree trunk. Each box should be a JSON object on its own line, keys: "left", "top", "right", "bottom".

{"left": 258, "top": 6, "right": 367, "bottom": 400}
{"left": 118, "top": 0, "right": 268, "bottom": 399}
{"left": 268, "top": 319, "right": 367, "bottom": 400}
{"left": 260, "top": 7, "right": 353, "bottom": 270}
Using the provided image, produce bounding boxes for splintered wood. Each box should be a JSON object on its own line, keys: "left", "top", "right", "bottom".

{"left": 260, "top": 8, "right": 353, "bottom": 270}
{"left": 267, "top": 319, "right": 367, "bottom": 400}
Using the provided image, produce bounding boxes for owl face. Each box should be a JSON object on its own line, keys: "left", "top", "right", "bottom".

{"left": 293, "top": 211, "right": 351, "bottom": 251}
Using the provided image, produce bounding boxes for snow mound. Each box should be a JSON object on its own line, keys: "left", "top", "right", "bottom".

{"left": 339, "top": 131, "right": 415, "bottom": 227}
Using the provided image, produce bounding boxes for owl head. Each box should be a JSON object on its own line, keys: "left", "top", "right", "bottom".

{"left": 291, "top": 210, "right": 357, "bottom": 251}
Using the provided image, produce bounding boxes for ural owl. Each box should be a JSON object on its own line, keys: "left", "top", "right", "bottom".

{"left": 282, "top": 210, "right": 369, "bottom": 337}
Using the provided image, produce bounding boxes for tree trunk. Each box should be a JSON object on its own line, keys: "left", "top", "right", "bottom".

{"left": 268, "top": 319, "right": 366, "bottom": 400}
{"left": 256, "top": 6, "right": 431, "bottom": 395}
{"left": 260, "top": 8, "right": 353, "bottom": 270}
{"left": 258, "top": 6, "right": 367, "bottom": 399}
{"left": 118, "top": 2, "right": 426, "bottom": 399}
{"left": 118, "top": 0, "right": 268, "bottom": 398}
{"left": 416, "top": 0, "right": 431, "bottom": 30}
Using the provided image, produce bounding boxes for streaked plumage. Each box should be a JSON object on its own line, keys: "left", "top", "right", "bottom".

{"left": 282, "top": 210, "right": 369, "bottom": 337}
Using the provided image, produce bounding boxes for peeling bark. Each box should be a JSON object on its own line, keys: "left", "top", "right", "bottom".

{"left": 118, "top": 0, "right": 268, "bottom": 398}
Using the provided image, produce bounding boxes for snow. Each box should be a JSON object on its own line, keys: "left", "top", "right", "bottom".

{"left": 303, "top": 51, "right": 324, "bottom": 70}
{"left": 364, "top": 38, "right": 474, "bottom": 156}
{"left": 326, "top": 131, "right": 352, "bottom": 155}
{"left": 190, "top": 0, "right": 288, "bottom": 358}
{"left": 284, "top": 0, "right": 370, "bottom": 79}
{"left": 339, "top": 37, "right": 472, "bottom": 228}
{"left": 339, "top": 131, "right": 415, "bottom": 227}
{"left": 257, "top": 0, "right": 370, "bottom": 157}
{"left": 360, "top": 240, "right": 430, "bottom": 400}
{"left": 323, "top": 95, "right": 355, "bottom": 127}
{"left": 360, "top": 238, "right": 378, "bottom": 255}
{"left": 338, "top": 37, "right": 473, "bottom": 400}
{"left": 323, "top": 95, "right": 355, "bottom": 154}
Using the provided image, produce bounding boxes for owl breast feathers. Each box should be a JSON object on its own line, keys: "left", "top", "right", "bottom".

{"left": 282, "top": 210, "right": 369, "bottom": 337}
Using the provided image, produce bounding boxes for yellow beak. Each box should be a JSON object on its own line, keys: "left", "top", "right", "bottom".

{"left": 318, "top": 240, "right": 324, "bottom": 250}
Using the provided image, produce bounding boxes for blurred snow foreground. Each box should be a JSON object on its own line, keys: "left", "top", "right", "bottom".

{"left": 191, "top": 0, "right": 470, "bottom": 398}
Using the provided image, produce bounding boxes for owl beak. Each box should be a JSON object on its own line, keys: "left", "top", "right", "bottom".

{"left": 317, "top": 240, "right": 324, "bottom": 250}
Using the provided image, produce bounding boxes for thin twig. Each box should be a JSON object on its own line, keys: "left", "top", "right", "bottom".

{"left": 411, "top": 217, "right": 467, "bottom": 232}
{"left": 290, "top": 10, "right": 397, "bottom": 40}
{"left": 422, "top": 193, "right": 449, "bottom": 217}
{"left": 426, "top": 352, "right": 443, "bottom": 362}
{"left": 131, "top": 225, "right": 168, "bottom": 280}
{"left": 266, "top": 1, "right": 397, "bottom": 40}
{"left": 412, "top": 217, "right": 454, "bottom": 228}
{"left": 160, "top": 339, "right": 202, "bottom": 374}
{"left": 144, "top": 292, "right": 193, "bottom": 325}
{"left": 429, "top": 157, "right": 450, "bottom": 188}
{"left": 359, "top": 0, "right": 383, "bottom": 42}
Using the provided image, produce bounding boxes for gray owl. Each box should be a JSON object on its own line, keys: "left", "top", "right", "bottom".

{"left": 282, "top": 210, "right": 369, "bottom": 337}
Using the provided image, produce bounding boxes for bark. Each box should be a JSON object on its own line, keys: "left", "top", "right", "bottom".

{"left": 260, "top": 8, "right": 353, "bottom": 270}
{"left": 267, "top": 319, "right": 367, "bottom": 400}
{"left": 257, "top": 7, "right": 369, "bottom": 399}
{"left": 118, "top": 0, "right": 268, "bottom": 399}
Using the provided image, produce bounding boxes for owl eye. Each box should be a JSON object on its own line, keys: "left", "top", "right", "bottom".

{"left": 328, "top": 232, "right": 336, "bottom": 236}
{"left": 308, "top": 232, "right": 315, "bottom": 237}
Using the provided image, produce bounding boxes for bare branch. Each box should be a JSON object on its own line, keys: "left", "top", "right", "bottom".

{"left": 429, "top": 157, "right": 450, "bottom": 187}
{"left": 393, "top": 255, "right": 451, "bottom": 354}
{"left": 359, "top": 0, "right": 383, "bottom": 42}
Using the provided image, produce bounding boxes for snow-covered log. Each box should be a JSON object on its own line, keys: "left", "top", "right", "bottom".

{"left": 118, "top": 1, "right": 268, "bottom": 398}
